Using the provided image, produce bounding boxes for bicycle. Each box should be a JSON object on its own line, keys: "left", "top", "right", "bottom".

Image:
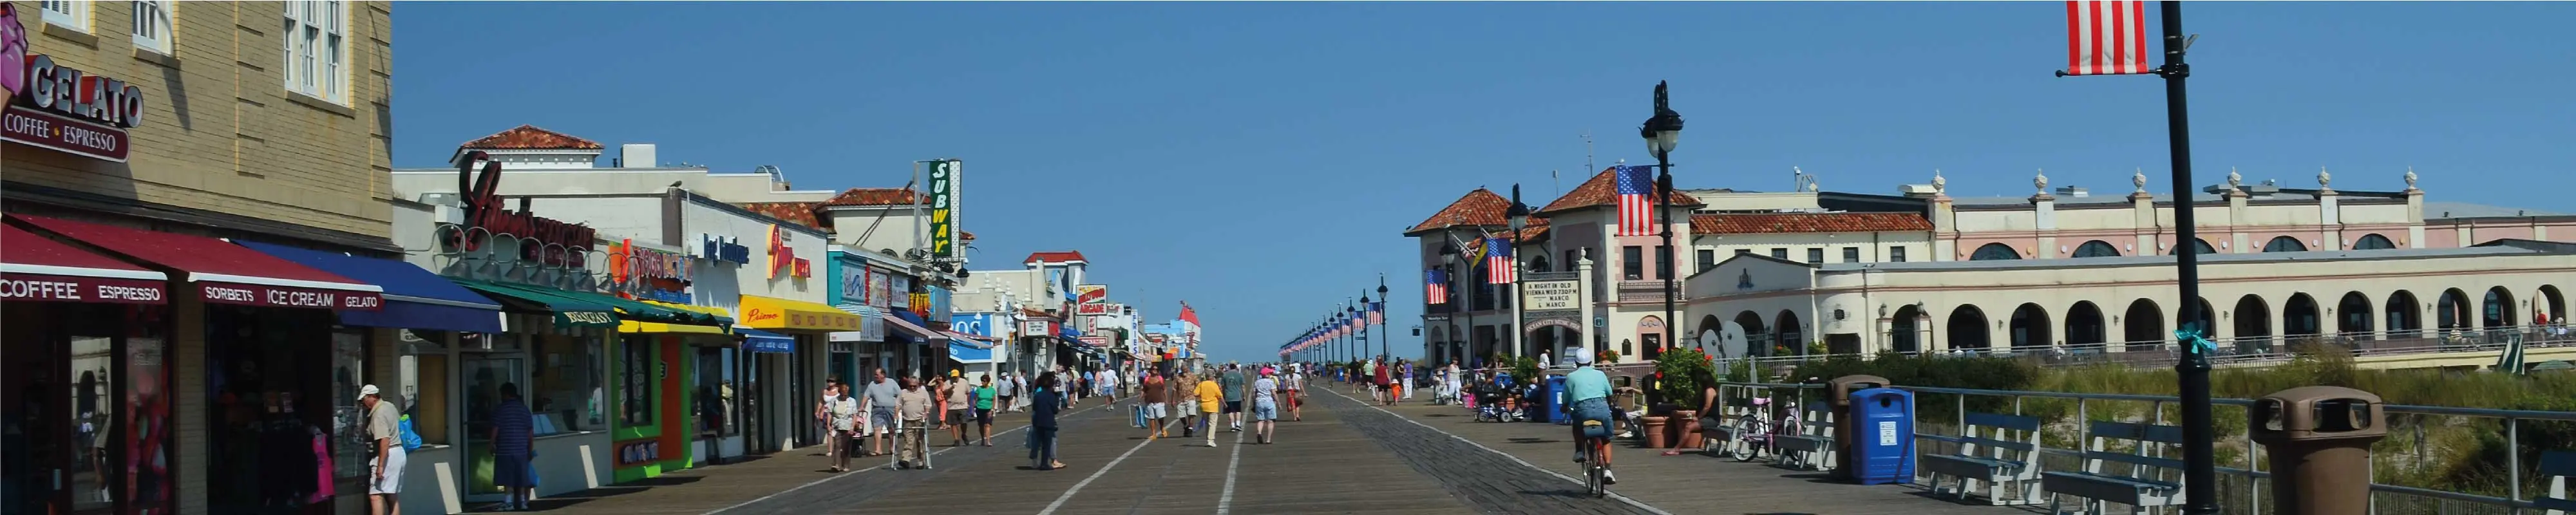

{"left": 1724, "top": 398, "right": 1804, "bottom": 464}
{"left": 1579, "top": 418, "right": 1613, "bottom": 498}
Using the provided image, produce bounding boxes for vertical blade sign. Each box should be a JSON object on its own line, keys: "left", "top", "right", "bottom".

{"left": 928, "top": 160, "right": 958, "bottom": 259}
{"left": 2065, "top": 1, "right": 2150, "bottom": 76}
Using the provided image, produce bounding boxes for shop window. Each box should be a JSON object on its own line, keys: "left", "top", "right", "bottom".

{"left": 1697, "top": 249, "right": 1716, "bottom": 272}
{"left": 330, "top": 328, "right": 369, "bottom": 479}
{"left": 620, "top": 336, "right": 656, "bottom": 427}
{"left": 1843, "top": 247, "right": 1861, "bottom": 263}
{"left": 1770, "top": 248, "right": 1788, "bottom": 259}
{"left": 530, "top": 333, "right": 607, "bottom": 433}
{"left": 41, "top": 1, "right": 90, "bottom": 31}
{"left": 1806, "top": 248, "right": 1824, "bottom": 265}
{"left": 124, "top": 307, "right": 173, "bottom": 512}
{"left": 280, "top": 0, "right": 348, "bottom": 104}
{"left": 696, "top": 348, "right": 737, "bottom": 437}
{"left": 1889, "top": 247, "right": 1908, "bottom": 263}
{"left": 132, "top": 0, "right": 173, "bottom": 54}
{"left": 1621, "top": 246, "right": 1643, "bottom": 280}
{"left": 70, "top": 335, "right": 115, "bottom": 514}
{"left": 408, "top": 353, "right": 450, "bottom": 444}
{"left": 1655, "top": 245, "right": 1673, "bottom": 279}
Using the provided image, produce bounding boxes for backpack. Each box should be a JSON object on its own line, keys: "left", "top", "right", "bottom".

{"left": 397, "top": 413, "right": 425, "bottom": 451}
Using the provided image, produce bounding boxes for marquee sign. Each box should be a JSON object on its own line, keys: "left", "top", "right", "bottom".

{"left": 455, "top": 151, "right": 596, "bottom": 266}
{"left": 927, "top": 160, "right": 959, "bottom": 259}
{"left": 5, "top": 51, "right": 144, "bottom": 162}
{"left": 696, "top": 234, "right": 750, "bottom": 265}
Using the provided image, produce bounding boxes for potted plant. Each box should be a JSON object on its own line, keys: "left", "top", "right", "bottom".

{"left": 1656, "top": 347, "right": 1716, "bottom": 451}
{"left": 1598, "top": 347, "right": 1622, "bottom": 365}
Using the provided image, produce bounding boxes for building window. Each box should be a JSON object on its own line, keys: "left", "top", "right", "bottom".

{"left": 41, "top": 0, "right": 90, "bottom": 30}
{"left": 1656, "top": 245, "right": 1673, "bottom": 280}
{"left": 530, "top": 334, "right": 607, "bottom": 432}
{"left": 1842, "top": 247, "right": 1861, "bottom": 263}
{"left": 2072, "top": 240, "right": 2122, "bottom": 258}
{"left": 620, "top": 336, "right": 656, "bottom": 426}
{"left": 1770, "top": 248, "right": 1788, "bottom": 259}
{"left": 1621, "top": 246, "right": 1643, "bottom": 280}
{"left": 1564, "top": 250, "right": 1580, "bottom": 270}
{"left": 132, "top": 1, "right": 173, "bottom": 53}
{"left": 1970, "top": 243, "right": 2023, "bottom": 261}
{"left": 1735, "top": 248, "right": 1750, "bottom": 256}
{"left": 1696, "top": 249, "right": 1716, "bottom": 272}
{"left": 1889, "top": 247, "right": 1908, "bottom": 263}
{"left": 281, "top": 1, "right": 348, "bottom": 104}
{"left": 1806, "top": 248, "right": 1824, "bottom": 265}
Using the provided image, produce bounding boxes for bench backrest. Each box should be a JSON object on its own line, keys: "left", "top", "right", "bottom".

{"left": 2083, "top": 421, "right": 2190, "bottom": 483}
{"left": 1958, "top": 412, "right": 2043, "bottom": 461}
{"left": 2539, "top": 451, "right": 2573, "bottom": 514}
{"left": 1802, "top": 402, "right": 1837, "bottom": 436}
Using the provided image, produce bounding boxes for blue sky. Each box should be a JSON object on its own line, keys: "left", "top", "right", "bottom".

{"left": 393, "top": 2, "right": 2575, "bottom": 362}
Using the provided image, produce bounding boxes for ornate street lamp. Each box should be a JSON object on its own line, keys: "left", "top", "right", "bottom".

{"left": 1506, "top": 185, "right": 1531, "bottom": 359}
{"left": 1640, "top": 80, "right": 1685, "bottom": 361}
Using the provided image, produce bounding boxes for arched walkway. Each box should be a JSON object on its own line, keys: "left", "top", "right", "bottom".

{"left": 2179, "top": 297, "right": 2217, "bottom": 339}
{"left": 2437, "top": 288, "right": 2472, "bottom": 333}
{"left": 1775, "top": 310, "right": 1804, "bottom": 357}
{"left": 2065, "top": 301, "right": 2107, "bottom": 347}
{"left": 2071, "top": 240, "right": 2121, "bottom": 258}
{"left": 2284, "top": 293, "right": 2322, "bottom": 337}
{"left": 2234, "top": 294, "right": 2273, "bottom": 353}
{"left": 1971, "top": 243, "right": 2022, "bottom": 261}
{"left": 2123, "top": 299, "right": 2164, "bottom": 351}
{"left": 1889, "top": 304, "right": 1924, "bottom": 354}
{"left": 2336, "top": 292, "right": 2374, "bottom": 335}
{"left": 1735, "top": 312, "right": 1770, "bottom": 357}
{"left": 2385, "top": 290, "right": 2423, "bottom": 340}
{"left": 2483, "top": 286, "right": 2517, "bottom": 328}
{"left": 1947, "top": 306, "right": 1991, "bottom": 351}
{"left": 1696, "top": 314, "right": 1723, "bottom": 351}
{"left": 2009, "top": 303, "right": 2052, "bottom": 350}
{"left": 2541, "top": 285, "right": 2566, "bottom": 325}
{"left": 2353, "top": 234, "right": 2396, "bottom": 250}
{"left": 2263, "top": 236, "right": 2309, "bottom": 252}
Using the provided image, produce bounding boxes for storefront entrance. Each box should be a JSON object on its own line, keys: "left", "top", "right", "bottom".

{"left": 2, "top": 303, "right": 174, "bottom": 515}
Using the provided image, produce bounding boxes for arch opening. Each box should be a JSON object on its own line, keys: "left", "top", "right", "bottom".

{"left": 1947, "top": 306, "right": 1991, "bottom": 351}
{"left": 1890, "top": 304, "right": 1924, "bottom": 354}
{"left": 2385, "top": 290, "right": 2422, "bottom": 340}
{"left": 1970, "top": 243, "right": 2023, "bottom": 261}
{"left": 2009, "top": 303, "right": 2052, "bottom": 350}
{"left": 2263, "top": 236, "right": 2309, "bottom": 252}
{"left": 2065, "top": 301, "right": 2107, "bottom": 348}
{"left": 2234, "top": 294, "right": 2274, "bottom": 354}
{"left": 2336, "top": 292, "right": 2374, "bottom": 337}
{"left": 2071, "top": 240, "right": 2121, "bottom": 258}
{"left": 2123, "top": 299, "right": 2165, "bottom": 352}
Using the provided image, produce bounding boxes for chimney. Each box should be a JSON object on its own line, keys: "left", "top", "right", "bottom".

{"left": 621, "top": 144, "right": 658, "bottom": 169}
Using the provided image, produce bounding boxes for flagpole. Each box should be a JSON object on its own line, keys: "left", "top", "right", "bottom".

{"left": 2153, "top": 2, "right": 2217, "bottom": 512}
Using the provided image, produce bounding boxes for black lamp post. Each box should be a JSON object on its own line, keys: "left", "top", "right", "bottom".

{"left": 1377, "top": 276, "right": 1390, "bottom": 362}
{"left": 1506, "top": 185, "right": 1531, "bottom": 359}
{"left": 1355, "top": 294, "right": 1370, "bottom": 362}
{"left": 1640, "top": 80, "right": 1685, "bottom": 362}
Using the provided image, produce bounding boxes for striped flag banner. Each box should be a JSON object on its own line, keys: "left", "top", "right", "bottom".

{"left": 1426, "top": 268, "right": 1449, "bottom": 304}
{"left": 1369, "top": 301, "right": 1385, "bottom": 324}
{"left": 1485, "top": 236, "right": 1517, "bottom": 285}
{"left": 2065, "top": 1, "right": 2150, "bottom": 76}
{"left": 1615, "top": 165, "right": 1657, "bottom": 236}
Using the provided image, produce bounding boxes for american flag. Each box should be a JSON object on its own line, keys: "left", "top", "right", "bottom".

{"left": 1426, "top": 268, "right": 1448, "bottom": 304}
{"left": 1368, "top": 301, "right": 1385, "bottom": 324}
{"left": 2064, "top": 1, "right": 2148, "bottom": 76}
{"left": 1485, "top": 236, "right": 1516, "bottom": 284}
{"left": 1615, "top": 165, "right": 1658, "bottom": 236}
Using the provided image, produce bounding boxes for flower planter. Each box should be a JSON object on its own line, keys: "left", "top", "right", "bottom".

{"left": 1641, "top": 416, "right": 1671, "bottom": 449}
{"left": 1673, "top": 409, "right": 1703, "bottom": 450}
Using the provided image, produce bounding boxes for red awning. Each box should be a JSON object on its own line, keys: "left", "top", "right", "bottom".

{"left": 7, "top": 214, "right": 383, "bottom": 310}
{"left": 1, "top": 224, "right": 170, "bottom": 304}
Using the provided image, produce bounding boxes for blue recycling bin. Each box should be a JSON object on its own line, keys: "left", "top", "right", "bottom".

{"left": 1543, "top": 375, "right": 1570, "bottom": 424}
{"left": 1845, "top": 387, "right": 1917, "bottom": 485}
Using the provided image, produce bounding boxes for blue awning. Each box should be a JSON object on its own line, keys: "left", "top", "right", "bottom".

{"left": 741, "top": 329, "right": 795, "bottom": 353}
{"left": 234, "top": 241, "right": 503, "bottom": 333}
{"left": 947, "top": 341, "right": 994, "bottom": 363}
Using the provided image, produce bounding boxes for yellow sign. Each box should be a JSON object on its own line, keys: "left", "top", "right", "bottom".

{"left": 739, "top": 295, "right": 863, "bottom": 332}
{"left": 619, "top": 301, "right": 734, "bottom": 335}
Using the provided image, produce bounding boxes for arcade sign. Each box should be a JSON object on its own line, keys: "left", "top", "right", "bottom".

{"left": 765, "top": 225, "right": 810, "bottom": 279}
{"left": 454, "top": 151, "right": 596, "bottom": 267}
{"left": 696, "top": 234, "right": 750, "bottom": 265}
{"left": 5, "top": 54, "right": 143, "bottom": 162}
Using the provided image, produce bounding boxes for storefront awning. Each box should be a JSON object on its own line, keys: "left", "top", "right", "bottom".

{"left": 884, "top": 312, "right": 949, "bottom": 343}
{"left": 9, "top": 214, "right": 381, "bottom": 309}
{"left": 235, "top": 241, "right": 503, "bottom": 333}
{"left": 942, "top": 332, "right": 993, "bottom": 350}
{"left": 1, "top": 224, "right": 169, "bottom": 304}
{"left": 450, "top": 279, "right": 620, "bottom": 328}
{"left": 948, "top": 341, "right": 995, "bottom": 363}
{"left": 739, "top": 295, "right": 866, "bottom": 333}
{"left": 621, "top": 300, "right": 735, "bottom": 335}
{"left": 741, "top": 328, "right": 796, "bottom": 353}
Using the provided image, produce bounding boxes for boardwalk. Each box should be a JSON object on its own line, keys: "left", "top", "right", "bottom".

{"left": 475, "top": 385, "right": 2043, "bottom": 515}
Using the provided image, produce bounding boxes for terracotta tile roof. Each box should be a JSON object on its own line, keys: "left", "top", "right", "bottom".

{"left": 1534, "top": 166, "right": 1704, "bottom": 216}
{"left": 1690, "top": 212, "right": 1933, "bottom": 235}
{"left": 1404, "top": 189, "right": 1511, "bottom": 236}
{"left": 1022, "top": 307, "right": 1059, "bottom": 319}
{"left": 962, "top": 231, "right": 976, "bottom": 241}
{"left": 821, "top": 187, "right": 930, "bottom": 207}
{"left": 739, "top": 201, "right": 826, "bottom": 230}
{"left": 459, "top": 124, "right": 604, "bottom": 151}
{"left": 1025, "top": 251, "right": 1088, "bottom": 265}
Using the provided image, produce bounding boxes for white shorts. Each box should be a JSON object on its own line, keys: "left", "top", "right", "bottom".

{"left": 371, "top": 447, "right": 408, "bottom": 494}
{"left": 1144, "top": 402, "right": 1168, "bottom": 419}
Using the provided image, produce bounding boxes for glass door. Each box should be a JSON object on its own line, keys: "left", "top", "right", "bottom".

{"left": 461, "top": 341, "right": 526, "bottom": 498}
{"left": 3, "top": 302, "right": 70, "bottom": 515}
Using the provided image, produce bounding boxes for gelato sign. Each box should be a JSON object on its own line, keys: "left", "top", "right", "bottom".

{"left": 6, "top": 53, "right": 144, "bottom": 162}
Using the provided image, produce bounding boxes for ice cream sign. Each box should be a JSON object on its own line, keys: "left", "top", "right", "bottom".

{"left": 5, "top": 38, "right": 147, "bottom": 162}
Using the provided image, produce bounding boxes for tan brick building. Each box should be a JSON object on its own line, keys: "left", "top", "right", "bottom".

{"left": 6, "top": 3, "right": 399, "bottom": 514}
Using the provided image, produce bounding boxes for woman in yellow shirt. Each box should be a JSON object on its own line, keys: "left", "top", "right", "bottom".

{"left": 1195, "top": 375, "right": 1224, "bottom": 447}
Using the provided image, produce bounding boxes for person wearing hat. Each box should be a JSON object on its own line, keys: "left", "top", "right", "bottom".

{"left": 1562, "top": 347, "right": 1616, "bottom": 485}
{"left": 945, "top": 370, "right": 974, "bottom": 447}
{"left": 359, "top": 384, "right": 406, "bottom": 515}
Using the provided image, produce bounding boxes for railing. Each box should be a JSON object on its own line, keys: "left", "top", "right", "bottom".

{"left": 1711, "top": 380, "right": 2576, "bottom": 514}
{"left": 1705, "top": 324, "right": 2575, "bottom": 373}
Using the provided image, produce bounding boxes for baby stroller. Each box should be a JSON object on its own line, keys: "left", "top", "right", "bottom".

{"left": 1473, "top": 384, "right": 1522, "bottom": 422}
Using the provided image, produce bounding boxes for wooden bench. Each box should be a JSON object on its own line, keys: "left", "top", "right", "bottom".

{"left": 2540, "top": 450, "right": 2574, "bottom": 515}
{"left": 1771, "top": 402, "right": 1837, "bottom": 471}
{"left": 1920, "top": 412, "right": 2045, "bottom": 506}
{"left": 2041, "top": 421, "right": 2188, "bottom": 514}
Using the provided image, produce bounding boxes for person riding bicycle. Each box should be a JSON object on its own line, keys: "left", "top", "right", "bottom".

{"left": 1562, "top": 347, "right": 1616, "bottom": 484}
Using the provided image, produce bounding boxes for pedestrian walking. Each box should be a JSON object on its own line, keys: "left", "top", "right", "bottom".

{"left": 1251, "top": 368, "right": 1280, "bottom": 444}
{"left": 973, "top": 374, "right": 997, "bottom": 446}
{"left": 1176, "top": 372, "right": 1200, "bottom": 438}
{"left": 1139, "top": 371, "right": 1169, "bottom": 439}
{"left": 1220, "top": 364, "right": 1246, "bottom": 432}
{"left": 1030, "top": 372, "right": 1066, "bottom": 471}
{"left": 489, "top": 383, "right": 536, "bottom": 510}
{"left": 863, "top": 369, "right": 901, "bottom": 457}
{"left": 824, "top": 384, "right": 860, "bottom": 473}
{"left": 816, "top": 379, "right": 841, "bottom": 459}
{"left": 359, "top": 385, "right": 404, "bottom": 515}
{"left": 1194, "top": 373, "right": 1224, "bottom": 447}
{"left": 1282, "top": 364, "right": 1304, "bottom": 422}
{"left": 895, "top": 376, "right": 933, "bottom": 469}
{"left": 996, "top": 373, "right": 1017, "bottom": 413}
{"left": 945, "top": 370, "right": 973, "bottom": 447}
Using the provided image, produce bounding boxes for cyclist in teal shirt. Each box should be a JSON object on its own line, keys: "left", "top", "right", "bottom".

{"left": 1562, "top": 347, "right": 1616, "bottom": 483}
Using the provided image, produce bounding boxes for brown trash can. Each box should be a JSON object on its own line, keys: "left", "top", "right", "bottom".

{"left": 2250, "top": 386, "right": 2388, "bottom": 515}
{"left": 1824, "top": 375, "right": 1891, "bottom": 478}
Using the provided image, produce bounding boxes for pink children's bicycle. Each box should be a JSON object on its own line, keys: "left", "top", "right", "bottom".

{"left": 1723, "top": 397, "right": 1804, "bottom": 463}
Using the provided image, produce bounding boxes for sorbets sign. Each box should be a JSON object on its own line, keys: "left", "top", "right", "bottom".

{"left": 5, "top": 53, "right": 143, "bottom": 162}
{"left": 455, "top": 151, "right": 596, "bottom": 266}
{"left": 197, "top": 282, "right": 383, "bottom": 310}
